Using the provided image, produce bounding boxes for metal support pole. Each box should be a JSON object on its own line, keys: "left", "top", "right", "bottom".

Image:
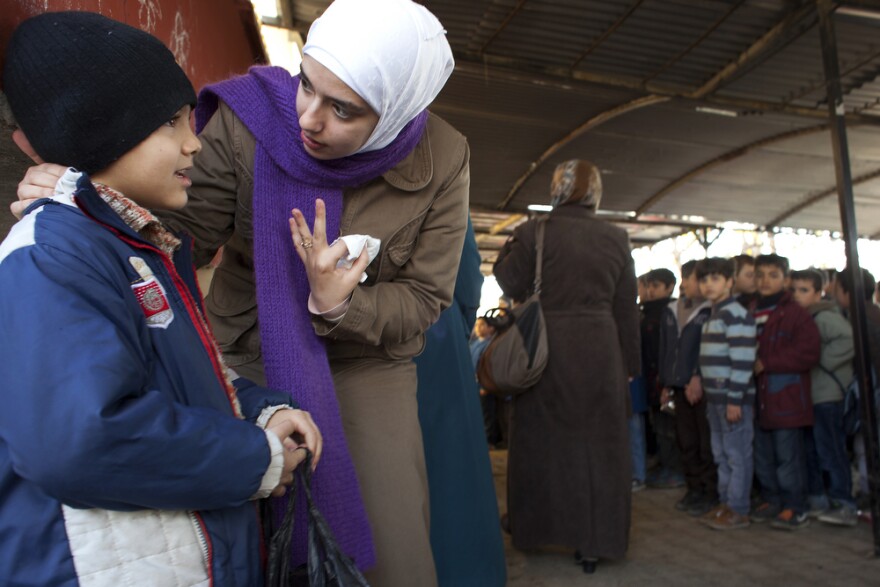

{"left": 817, "top": 0, "right": 880, "bottom": 555}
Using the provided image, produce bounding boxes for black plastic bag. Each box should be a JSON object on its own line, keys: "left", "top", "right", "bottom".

{"left": 264, "top": 450, "right": 370, "bottom": 587}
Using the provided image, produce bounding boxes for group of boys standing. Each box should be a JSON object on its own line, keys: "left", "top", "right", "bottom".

{"left": 632, "top": 253, "right": 880, "bottom": 531}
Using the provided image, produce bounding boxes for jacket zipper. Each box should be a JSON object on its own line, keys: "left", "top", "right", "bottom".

{"left": 190, "top": 512, "right": 214, "bottom": 585}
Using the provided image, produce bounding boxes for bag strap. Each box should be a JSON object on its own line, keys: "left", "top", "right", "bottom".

{"left": 817, "top": 364, "right": 848, "bottom": 395}
{"left": 534, "top": 217, "right": 546, "bottom": 295}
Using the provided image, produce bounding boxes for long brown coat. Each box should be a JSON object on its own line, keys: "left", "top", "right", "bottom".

{"left": 493, "top": 205, "right": 640, "bottom": 559}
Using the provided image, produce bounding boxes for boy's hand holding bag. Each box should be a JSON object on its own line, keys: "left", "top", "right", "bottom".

{"left": 265, "top": 449, "right": 370, "bottom": 587}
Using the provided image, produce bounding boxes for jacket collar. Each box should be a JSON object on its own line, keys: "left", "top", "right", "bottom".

{"left": 550, "top": 205, "right": 596, "bottom": 219}
{"left": 687, "top": 299, "right": 711, "bottom": 322}
{"left": 809, "top": 299, "right": 840, "bottom": 316}
{"left": 55, "top": 169, "right": 167, "bottom": 251}
{"left": 381, "top": 119, "right": 433, "bottom": 191}
{"left": 713, "top": 296, "right": 738, "bottom": 312}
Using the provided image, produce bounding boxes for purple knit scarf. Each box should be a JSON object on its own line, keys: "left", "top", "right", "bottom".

{"left": 196, "top": 65, "right": 428, "bottom": 571}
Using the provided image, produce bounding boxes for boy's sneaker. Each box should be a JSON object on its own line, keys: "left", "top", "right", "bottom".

{"left": 631, "top": 479, "right": 646, "bottom": 492}
{"left": 675, "top": 490, "right": 703, "bottom": 511}
{"left": 647, "top": 470, "right": 685, "bottom": 489}
{"left": 699, "top": 504, "right": 730, "bottom": 526}
{"left": 818, "top": 506, "right": 858, "bottom": 527}
{"left": 709, "top": 510, "right": 750, "bottom": 531}
{"left": 807, "top": 495, "right": 829, "bottom": 518}
{"left": 770, "top": 509, "right": 809, "bottom": 530}
{"left": 807, "top": 504, "right": 828, "bottom": 519}
{"left": 749, "top": 502, "right": 781, "bottom": 524}
{"left": 688, "top": 497, "right": 719, "bottom": 518}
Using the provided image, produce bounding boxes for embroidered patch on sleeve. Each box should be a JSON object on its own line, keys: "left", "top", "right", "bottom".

{"left": 128, "top": 257, "right": 175, "bottom": 330}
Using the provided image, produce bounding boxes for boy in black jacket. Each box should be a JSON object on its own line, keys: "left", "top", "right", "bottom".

{"left": 644, "top": 268, "right": 684, "bottom": 488}
{"left": 658, "top": 260, "right": 717, "bottom": 515}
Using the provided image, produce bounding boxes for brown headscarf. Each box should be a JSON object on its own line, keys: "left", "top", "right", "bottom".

{"left": 550, "top": 159, "right": 603, "bottom": 209}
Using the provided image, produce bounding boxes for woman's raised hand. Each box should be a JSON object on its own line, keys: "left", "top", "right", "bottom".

{"left": 289, "top": 198, "right": 370, "bottom": 316}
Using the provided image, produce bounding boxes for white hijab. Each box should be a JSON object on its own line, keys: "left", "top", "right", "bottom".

{"left": 302, "top": 0, "right": 454, "bottom": 153}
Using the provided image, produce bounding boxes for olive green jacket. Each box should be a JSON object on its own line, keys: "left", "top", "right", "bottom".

{"left": 160, "top": 103, "right": 470, "bottom": 383}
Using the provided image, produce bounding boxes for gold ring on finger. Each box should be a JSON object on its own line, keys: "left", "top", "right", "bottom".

{"left": 301, "top": 239, "right": 313, "bottom": 250}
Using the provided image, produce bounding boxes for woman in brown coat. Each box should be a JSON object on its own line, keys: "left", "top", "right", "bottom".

{"left": 493, "top": 160, "right": 640, "bottom": 573}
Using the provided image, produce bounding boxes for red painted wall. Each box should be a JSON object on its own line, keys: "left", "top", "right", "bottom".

{"left": 1, "top": 0, "right": 267, "bottom": 92}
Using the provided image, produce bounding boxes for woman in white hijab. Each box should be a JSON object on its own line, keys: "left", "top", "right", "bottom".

{"left": 13, "top": 1, "right": 477, "bottom": 586}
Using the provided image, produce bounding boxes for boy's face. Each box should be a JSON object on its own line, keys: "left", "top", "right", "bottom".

{"left": 756, "top": 264, "right": 787, "bottom": 297}
{"left": 92, "top": 106, "right": 201, "bottom": 210}
{"left": 734, "top": 263, "right": 756, "bottom": 294}
{"left": 698, "top": 274, "right": 733, "bottom": 303}
{"left": 646, "top": 281, "right": 674, "bottom": 300}
{"left": 296, "top": 56, "right": 380, "bottom": 160}
{"left": 682, "top": 272, "right": 700, "bottom": 299}
{"left": 791, "top": 279, "right": 823, "bottom": 308}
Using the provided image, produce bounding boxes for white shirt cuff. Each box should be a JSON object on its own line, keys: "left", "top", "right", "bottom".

{"left": 307, "top": 294, "right": 351, "bottom": 322}
{"left": 256, "top": 405, "right": 292, "bottom": 430}
{"left": 251, "top": 429, "right": 284, "bottom": 500}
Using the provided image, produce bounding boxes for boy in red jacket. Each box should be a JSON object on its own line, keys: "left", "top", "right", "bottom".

{"left": 750, "top": 254, "right": 821, "bottom": 530}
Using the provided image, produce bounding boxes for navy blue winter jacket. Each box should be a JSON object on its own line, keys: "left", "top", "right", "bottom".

{"left": 0, "top": 172, "right": 294, "bottom": 586}
{"left": 658, "top": 299, "right": 712, "bottom": 389}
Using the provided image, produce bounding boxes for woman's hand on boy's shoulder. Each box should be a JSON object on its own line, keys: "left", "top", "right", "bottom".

{"left": 13, "top": 162, "right": 68, "bottom": 218}
{"left": 11, "top": 129, "right": 68, "bottom": 218}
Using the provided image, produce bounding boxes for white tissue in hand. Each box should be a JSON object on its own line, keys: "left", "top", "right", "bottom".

{"left": 332, "top": 235, "right": 381, "bottom": 283}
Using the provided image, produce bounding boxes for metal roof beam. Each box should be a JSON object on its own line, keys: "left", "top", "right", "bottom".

{"left": 453, "top": 57, "right": 880, "bottom": 122}
{"left": 479, "top": 0, "right": 529, "bottom": 55}
{"left": 570, "top": 0, "right": 647, "bottom": 71}
{"left": 780, "top": 45, "right": 880, "bottom": 110}
{"left": 634, "top": 123, "right": 832, "bottom": 216}
{"left": 498, "top": 94, "right": 670, "bottom": 210}
{"left": 642, "top": 0, "right": 748, "bottom": 84}
{"left": 764, "top": 167, "right": 880, "bottom": 229}
{"left": 690, "top": 1, "right": 818, "bottom": 99}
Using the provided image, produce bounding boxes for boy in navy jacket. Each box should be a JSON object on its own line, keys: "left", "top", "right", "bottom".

{"left": 0, "top": 13, "right": 321, "bottom": 586}
{"left": 750, "top": 254, "right": 820, "bottom": 530}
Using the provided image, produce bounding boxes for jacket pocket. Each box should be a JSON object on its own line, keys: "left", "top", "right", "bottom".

{"left": 374, "top": 213, "right": 426, "bottom": 283}
{"left": 767, "top": 373, "right": 800, "bottom": 394}
{"left": 764, "top": 373, "right": 809, "bottom": 419}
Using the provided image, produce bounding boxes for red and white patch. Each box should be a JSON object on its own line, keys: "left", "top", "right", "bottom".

{"left": 131, "top": 276, "right": 174, "bottom": 329}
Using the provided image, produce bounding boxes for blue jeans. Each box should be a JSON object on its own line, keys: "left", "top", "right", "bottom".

{"left": 754, "top": 425, "right": 808, "bottom": 514}
{"left": 629, "top": 412, "right": 647, "bottom": 482}
{"left": 707, "top": 403, "right": 754, "bottom": 515}
{"left": 805, "top": 401, "right": 854, "bottom": 509}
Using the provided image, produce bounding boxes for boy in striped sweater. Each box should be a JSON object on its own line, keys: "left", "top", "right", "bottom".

{"left": 696, "top": 258, "right": 757, "bottom": 530}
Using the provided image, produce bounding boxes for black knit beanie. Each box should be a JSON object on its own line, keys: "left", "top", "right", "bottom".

{"left": 3, "top": 11, "right": 197, "bottom": 174}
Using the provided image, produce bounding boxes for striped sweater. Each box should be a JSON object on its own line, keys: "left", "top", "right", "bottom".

{"left": 699, "top": 297, "right": 757, "bottom": 406}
